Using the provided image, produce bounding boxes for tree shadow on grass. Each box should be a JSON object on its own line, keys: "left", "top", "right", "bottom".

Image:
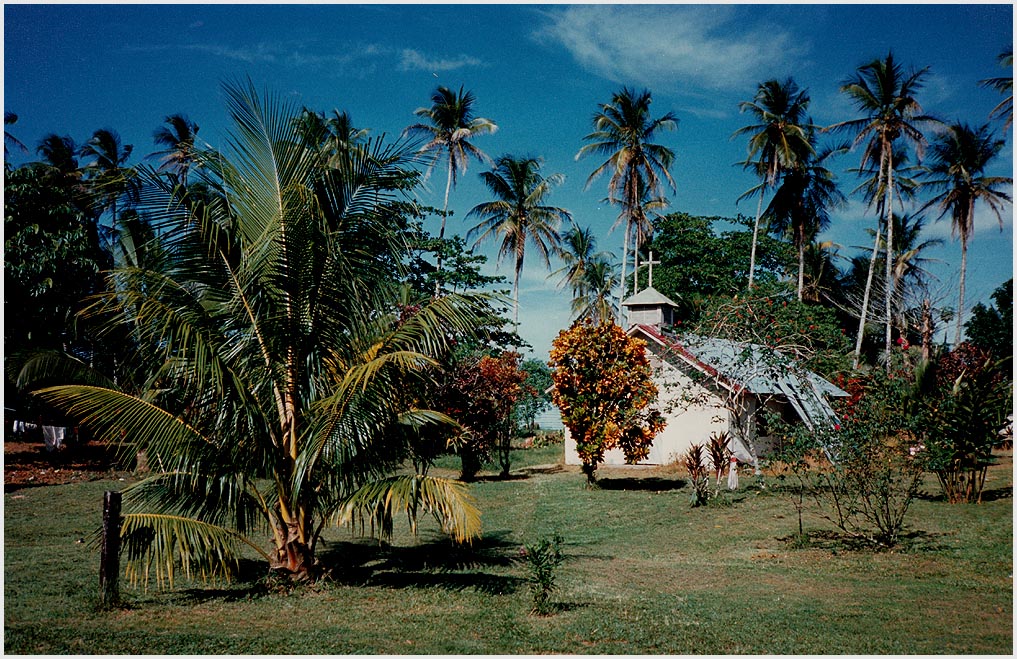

{"left": 779, "top": 528, "right": 953, "bottom": 553}
{"left": 316, "top": 530, "right": 525, "bottom": 595}
{"left": 915, "top": 485, "right": 1012, "bottom": 502}
{"left": 596, "top": 476, "right": 687, "bottom": 492}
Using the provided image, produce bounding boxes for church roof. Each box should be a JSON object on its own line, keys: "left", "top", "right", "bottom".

{"left": 621, "top": 286, "right": 680, "bottom": 308}
{"left": 629, "top": 323, "right": 848, "bottom": 430}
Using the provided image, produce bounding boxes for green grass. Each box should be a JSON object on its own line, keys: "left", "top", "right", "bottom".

{"left": 5, "top": 451, "right": 1012, "bottom": 654}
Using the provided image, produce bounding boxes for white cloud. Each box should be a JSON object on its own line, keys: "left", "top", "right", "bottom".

{"left": 536, "top": 5, "right": 803, "bottom": 95}
{"left": 398, "top": 49, "right": 484, "bottom": 73}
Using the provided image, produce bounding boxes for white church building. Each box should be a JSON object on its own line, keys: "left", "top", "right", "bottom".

{"left": 563, "top": 285, "right": 848, "bottom": 468}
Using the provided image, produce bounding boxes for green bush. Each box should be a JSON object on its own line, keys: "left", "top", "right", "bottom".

{"left": 520, "top": 534, "right": 565, "bottom": 615}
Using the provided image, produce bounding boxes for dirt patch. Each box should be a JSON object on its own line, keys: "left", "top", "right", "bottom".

{"left": 4, "top": 438, "right": 124, "bottom": 491}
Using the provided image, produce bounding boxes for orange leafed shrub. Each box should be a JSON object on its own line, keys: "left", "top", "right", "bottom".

{"left": 549, "top": 321, "right": 665, "bottom": 484}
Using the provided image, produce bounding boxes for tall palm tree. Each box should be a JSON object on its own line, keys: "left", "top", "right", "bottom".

{"left": 405, "top": 86, "right": 497, "bottom": 292}
{"left": 150, "top": 114, "right": 200, "bottom": 185}
{"left": 733, "top": 78, "right": 814, "bottom": 290}
{"left": 25, "top": 80, "right": 488, "bottom": 585}
{"left": 627, "top": 179, "right": 668, "bottom": 293}
{"left": 571, "top": 253, "right": 620, "bottom": 324}
{"left": 829, "top": 52, "right": 936, "bottom": 369}
{"left": 921, "top": 122, "right": 1012, "bottom": 342}
{"left": 801, "top": 240, "right": 844, "bottom": 305}
{"left": 78, "top": 128, "right": 136, "bottom": 245}
{"left": 862, "top": 213, "right": 943, "bottom": 338}
{"left": 980, "top": 49, "right": 1013, "bottom": 131}
{"left": 552, "top": 225, "right": 600, "bottom": 295}
{"left": 467, "top": 155, "right": 570, "bottom": 326}
{"left": 576, "top": 87, "right": 677, "bottom": 315}
{"left": 763, "top": 135, "right": 844, "bottom": 301}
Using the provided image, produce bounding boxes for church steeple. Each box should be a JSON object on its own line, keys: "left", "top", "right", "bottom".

{"left": 622, "top": 250, "right": 679, "bottom": 328}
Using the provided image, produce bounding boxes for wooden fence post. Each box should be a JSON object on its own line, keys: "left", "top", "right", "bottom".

{"left": 99, "top": 490, "right": 122, "bottom": 608}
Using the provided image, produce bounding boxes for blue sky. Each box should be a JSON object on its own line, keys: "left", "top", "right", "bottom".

{"left": 4, "top": 3, "right": 1013, "bottom": 359}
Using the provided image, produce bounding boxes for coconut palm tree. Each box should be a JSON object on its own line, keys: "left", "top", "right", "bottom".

{"left": 150, "top": 114, "right": 200, "bottom": 185}
{"left": 733, "top": 78, "right": 814, "bottom": 290}
{"left": 801, "top": 240, "right": 844, "bottom": 305}
{"left": 921, "top": 122, "right": 1012, "bottom": 342}
{"left": 763, "top": 134, "right": 844, "bottom": 301}
{"left": 576, "top": 87, "right": 677, "bottom": 314}
{"left": 572, "top": 253, "right": 620, "bottom": 324}
{"left": 78, "top": 128, "right": 137, "bottom": 247}
{"left": 405, "top": 86, "right": 497, "bottom": 293}
{"left": 24, "top": 80, "right": 488, "bottom": 585}
{"left": 828, "top": 52, "right": 937, "bottom": 369}
{"left": 861, "top": 213, "right": 944, "bottom": 339}
{"left": 980, "top": 49, "right": 1013, "bottom": 131}
{"left": 552, "top": 225, "right": 600, "bottom": 295}
{"left": 467, "top": 155, "right": 570, "bottom": 326}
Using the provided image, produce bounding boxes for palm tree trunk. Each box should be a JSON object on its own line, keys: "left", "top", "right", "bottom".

{"left": 513, "top": 251, "right": 523, "bottom": 327}
{"left": 796, "top": 223, "right": 805, "bottom": 302}
{"left": 884, "top": 152, "right": 895, "bottom": 371}
{"left": 435, "top": 157, "right": 454, "bottom": 297}
{"left": 748, "top": 192, "right": 764, "bottom": 290}
{"left": 956, "top": 203, "right": 972, "bottom": 343}
{"left": 853, "top": 224, "right": 882, "bottom": 370}
{"left": 617, "top": 216, "right": 631, "bottom": 323}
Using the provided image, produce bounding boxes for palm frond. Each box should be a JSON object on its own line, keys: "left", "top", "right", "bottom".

{"left": 110, "top": 512, "right": 268, "bottom": 589}
{"left": 336, "top": 474, "right": 481, "bottom": 544}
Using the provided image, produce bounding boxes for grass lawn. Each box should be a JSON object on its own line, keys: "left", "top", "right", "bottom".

{"left": 4, "top": 445, "right": 1012, "bottom": 654}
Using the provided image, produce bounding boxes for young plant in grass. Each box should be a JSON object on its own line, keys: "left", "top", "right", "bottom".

{"left": 684, "top": 444, "right": 711, "bottom": 507}
{"left": 520, "top": 533, "right": 565, "bottom": 615}
{"left": 708, "top": 431, "right": 730, "bottom": 489}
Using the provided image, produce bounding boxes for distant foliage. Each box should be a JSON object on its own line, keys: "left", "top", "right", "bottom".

{"left": 549, "top": 321, "right": 665, "bottom": 485}
{"left": 514, "top": 358, "right": 553, "bottom": 433}
{"left": 439, "top": 351, "right": 527, "bottom": 480}
{"left": 964, "top": 279, "right": 1013, "bottom": 364}
{"left": 694, "top": 289, "right": 851, "bottom": 378}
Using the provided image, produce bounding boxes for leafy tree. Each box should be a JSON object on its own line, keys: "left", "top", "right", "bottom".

{"left": 549, "top": 321, "right": 665, "bottom": 485}
{"left": 436, "top": 350, "right": 527, "bottom": 480}
{"left": 693, "top": 291, "right": 852, "bottom": 379}
{"left": 405, "top": 85, "right": 497, "bottom": 291}
{"left": 965, "top": 279, "right": 1013, "bottom": 362}
{"left": 829, "top": 52, "right": 937, "bottom": 369}
{"left": 576, "top": 87, "right": 677, "bottom": 310}
{"left": 646, "top": 212, "right": 792, "bottom": 322}
{"left": 921, "top": 343, "right": 1011, "bottom": 503}
{"left": 4, "top": 111, "right": 28, "bottom": 159}
{"left": 514, "top": 358, "right": 553, "bottom": 433}
{"left": 920, "top": 122, "right": 1011, "bottom": 342}
{"left": 24, "top": 80, "right": 490, "bottom": 585}
{"left": 4, "top": 163, "right": 108, "bottom": 356}
{"left": 467, "top": 155, "right": 570, "bottom": 326}
{"left": 733, "top": 78, "right": 814, "bottom": 290}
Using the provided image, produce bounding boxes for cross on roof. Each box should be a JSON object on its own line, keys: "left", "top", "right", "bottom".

{"left": 637, "top": 251, "right": 661, "bottom": 288}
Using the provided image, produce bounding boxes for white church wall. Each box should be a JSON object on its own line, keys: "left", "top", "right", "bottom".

{"left": 563, "top": 358, "right": 730, "bottom": 467}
